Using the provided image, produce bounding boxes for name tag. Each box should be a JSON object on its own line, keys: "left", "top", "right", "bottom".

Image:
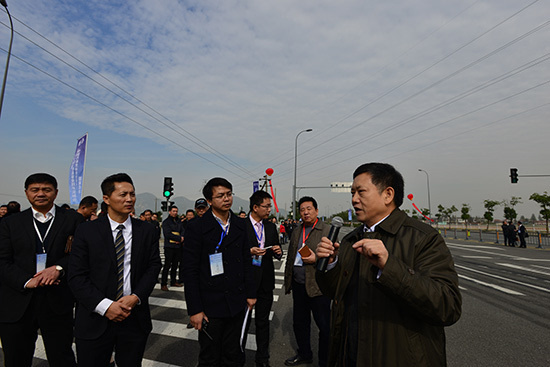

{"left": 36, "top": 253, "right": 47, "bottom": 273}
{"left": 252, "top": 255, "right": 262, "bottom": 267}
{"left": 209, "top": 253, "right": 224, "bottom": 276}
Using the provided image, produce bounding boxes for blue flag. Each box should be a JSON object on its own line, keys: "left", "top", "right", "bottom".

{"left": 69, "top": 134, "right": 88, "bottom": 205}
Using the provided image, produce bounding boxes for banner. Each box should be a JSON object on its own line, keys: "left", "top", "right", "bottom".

{"left": 69, "top": 134, "right": 88, "bottom": 205}
{"left": 253, "top": 181, "right": 259, "bottom": 193}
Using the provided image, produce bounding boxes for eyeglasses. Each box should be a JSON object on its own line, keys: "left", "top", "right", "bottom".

{"left": 212, "top": 192, "right": 233, "bottom": 200}
{"left": 259, "top": 204, "right": 272, "bottom": 209}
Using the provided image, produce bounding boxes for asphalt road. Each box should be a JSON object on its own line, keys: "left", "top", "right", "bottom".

{"left": 6, "top": 228, "right": 550, "bottom": 366}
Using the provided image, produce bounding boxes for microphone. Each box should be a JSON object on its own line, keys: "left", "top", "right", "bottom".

{"left": 316, "top": 216, "right": 344, "bottom": 272}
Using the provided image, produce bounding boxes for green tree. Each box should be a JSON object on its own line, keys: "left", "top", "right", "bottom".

{"left": 483, "top": 200, "right": 501, "bottom": 230}
{"left": 440, "top": 205, "right": 458, "bottom": 228}
{"left": 461, "top": 204, "right": 471, "bottom": 228}
{"left": 529, "top": 191, "right": 550, "bottom": 233}
{"left": 503, "top": 196, "right": 522, "bottom": 221}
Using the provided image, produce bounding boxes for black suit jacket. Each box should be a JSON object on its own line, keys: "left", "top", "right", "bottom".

{"left": 245, "top": 218, "right": 282, "bottom": 292}
{"left": 182, "top": 209, "right": 256, "bottom": 319}
{"left": 68, "top": 215, "right": 161, "bottom": 340}
{"left": 0, "top": 206, "right": 84, "bottom": 322}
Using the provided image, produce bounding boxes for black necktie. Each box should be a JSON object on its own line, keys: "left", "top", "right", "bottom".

{"left": 115, "top": 224, "right": 125, "bottom": 300}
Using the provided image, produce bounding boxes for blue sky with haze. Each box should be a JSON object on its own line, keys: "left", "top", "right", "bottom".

{"left": 0, "top": 0, "right": 549, "bottom": 219}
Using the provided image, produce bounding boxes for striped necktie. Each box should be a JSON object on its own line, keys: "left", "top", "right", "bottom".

{"left": 115, "top": 224, "right": 125, "bottom": 300}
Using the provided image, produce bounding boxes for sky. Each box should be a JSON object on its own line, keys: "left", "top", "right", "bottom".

{"left": 0, "top": 0, "right": 549, "bottom": 220}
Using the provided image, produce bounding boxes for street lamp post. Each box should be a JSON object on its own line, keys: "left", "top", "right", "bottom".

{"left": 418, "top": 169, "right": 431, "bottom": 218}
{"left": 292, "top": 128, "right": 312, "bottom": 219}
{"left": 0, "top": 1, "right": 13, "bottom": 119}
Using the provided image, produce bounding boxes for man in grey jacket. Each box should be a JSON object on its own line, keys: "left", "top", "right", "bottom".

{"left": 284, "top": 196, "right": 330, "bottom": 367}
{"left": 316, "top": 163, "right": 462, "bottom": 366}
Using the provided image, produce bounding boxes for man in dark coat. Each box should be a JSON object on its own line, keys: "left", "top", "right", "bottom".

{"left": 316, "top": 163, "right": 462, "bottom": 366}
{"left": 182, "top": 177, "right": 256, "bottom": 366}
{"left": 68, "top": 173, "right": 161, "bottom": 366}
{"left": 0, "top": 173, "right": 83, "bottom": 367}
{"left": 161, "top": 205, "right": 184, "bottom": 290}
{"left": 244, "top": 190, "right": 283, "bottom": 367}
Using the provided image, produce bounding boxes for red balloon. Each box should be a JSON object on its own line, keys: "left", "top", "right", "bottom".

{"left": 265, "top": 168, "right": 274, "bottom": 176}
{"left": 407, "top": 193, "right": 414, "bottom": 201}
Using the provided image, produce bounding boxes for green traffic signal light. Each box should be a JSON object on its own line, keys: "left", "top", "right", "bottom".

{"left": 510, "top": 168, "right": 518, "bottom": 184}
{"left": 163, "top": 177, "right": 174, "bottom": 198}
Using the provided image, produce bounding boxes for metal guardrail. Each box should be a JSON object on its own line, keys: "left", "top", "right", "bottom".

{"left": 438, "top": 228, "right": 547, "bottom": 249}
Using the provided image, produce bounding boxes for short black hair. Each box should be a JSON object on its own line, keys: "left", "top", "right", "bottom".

{"left": 101, "top": 173, "right": 134, "bottom": 196}
{"left": 169, "top": 205, "right": 178, "bottom": 211}
{"left": 7, "top": 201, "right": 20, "bottom": 214}
{"left": 249, "top": 190, "right": 272, "bottom": 211}
{"left": 0, "top": 204, "right": 6, "bottom": 209}
{"left": 298, "top": 196, "right": 318, "bottom": 210}
{"left": 353, "top": 162, "right": 404, "bottom": 208}
{"left": 202, "top": 177, "right": 232, "bottom": 201}
{"left": 24, "top": 173, "right": 57, "bottom": 190}
{"left": 79, "top": 195, "right": 98, "bottom": 208}
{"left": 144, "top": 209, "right": 153, "bottom": 215}
{"left": 186, "top": 209, "right": 195, "bottom": 215}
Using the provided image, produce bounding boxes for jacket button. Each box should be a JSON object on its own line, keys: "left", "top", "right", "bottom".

{"left": 408, "top": 268, "right": 415, "bottom": 275}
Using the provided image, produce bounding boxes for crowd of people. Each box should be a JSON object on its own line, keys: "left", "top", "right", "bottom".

{"left": 501, "top": 219, "right": 528, "bottom": 248}
{"left": 0, "top": 163, "right": 465, "bottom": 367}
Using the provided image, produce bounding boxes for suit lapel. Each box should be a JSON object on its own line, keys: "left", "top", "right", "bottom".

{"left": 46, "top": 205, "right": 66, "bottom": 244}
{"left": 21, "top": 209, "right": 37, "bottom": 245}
{"left": 98, "top": 216, "right": 116, "bottom": 264}
{"left": 130, "top": 218, "right": 142, "bottom": 285}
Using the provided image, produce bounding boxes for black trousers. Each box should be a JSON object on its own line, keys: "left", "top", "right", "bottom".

{"left": 161, "top": 247, "right": 181, "bottom": 285}
{"left": 241, "top": 287, "right": 273, "bottom": 364}
{"left": 291, "top": 281, "right": 330, "bottom": 367}
{"left": 0, "top": 290, "right": 76, "bottom": 367}
{"left": 75, "top": 313, "right": 149, "bottom": 367}
{"left": 198, "top": 310, "right": 246, "bottom": 367}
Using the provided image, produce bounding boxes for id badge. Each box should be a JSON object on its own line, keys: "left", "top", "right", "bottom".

{"left": 252, "top": 255, "right": 262, "bottom": 267}
{"left": 209, "top": 253, "right": 224, "bottom": 276}
{"left": 36, "top": 253, "right": 47, "bottom": 273}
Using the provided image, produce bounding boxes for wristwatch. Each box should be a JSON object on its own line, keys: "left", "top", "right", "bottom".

{"left": 56, "top": 265, "right": 65, "bottom": 277}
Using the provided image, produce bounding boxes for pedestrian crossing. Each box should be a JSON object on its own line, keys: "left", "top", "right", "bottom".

{"left": 5, "top": 253, "right": 289, "bottom": 366}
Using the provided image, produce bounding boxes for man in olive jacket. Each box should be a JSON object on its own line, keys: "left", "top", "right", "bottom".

{"left": 316, "top": 163, "right": 461, "bottom": 367}
{"left": 284, "top": 196, "right": 331, "bottom": 367}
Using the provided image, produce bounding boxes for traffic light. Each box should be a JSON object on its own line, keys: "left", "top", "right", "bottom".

{"left": 161, "top": 200, "right": 174, "bottom": 212}
{"left": 163, "top": 177, "right": 174, "bottom": 198}
{"left": 510, "top": 168, "right": 518, "bottom": 184}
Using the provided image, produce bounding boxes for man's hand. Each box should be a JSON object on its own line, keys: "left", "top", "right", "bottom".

{"left": 272, "top": 245, "right": 282, "bottom": 256}
{"left": 301, "top": 249, "right": 316, "bottom": 264}
{"left": 352, "top": 239, "right": 389, "bottom": 269}
{"left": 117, "top": 294, "right": 139, "bottom": 310}
{"left": 250, "top": 247, "right": 266, "bottom": 256}
{"left": 34, "top": 266, "right": 61, "bottom": 286}
{"left": 190, "top": 312, "right": 208, "bottom": 330}
{"left": 247, "top": 298, "right": 257, "bottom": 310}
{"left": 316, "top": 236, "right": 340, "bottom": 265}
{"left": 105, "top": 302, "right": 131, "bottom": 322}
{"left": 25, "top": 276, "right": 43, "bottom": 289}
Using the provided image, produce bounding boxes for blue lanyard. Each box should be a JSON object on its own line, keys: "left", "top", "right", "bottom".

{"left": 215, "top": 222, "right": 229, "bottom": 253}
{"left": 253, "top": 221, "right": 264, "bottom": 244}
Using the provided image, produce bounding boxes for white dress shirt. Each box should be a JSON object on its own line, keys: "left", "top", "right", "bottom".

{"left": 94, "top": 215, "right": 133, "bottom": 316}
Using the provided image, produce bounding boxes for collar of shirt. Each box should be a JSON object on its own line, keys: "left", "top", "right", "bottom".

{"left": 32, "top": 205, "right": 56, "bottom": 223}
{"left": 108, "top": 214, "right": 133, "bottom": 237}
{"left": 249, "top": 215, "right": 262, "bottom": 228}
{"left": 363, "top": 214, "right": 390, "bottom": 233}
{"left": 212, "top": 211, "right": 230, "bottom": 233}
